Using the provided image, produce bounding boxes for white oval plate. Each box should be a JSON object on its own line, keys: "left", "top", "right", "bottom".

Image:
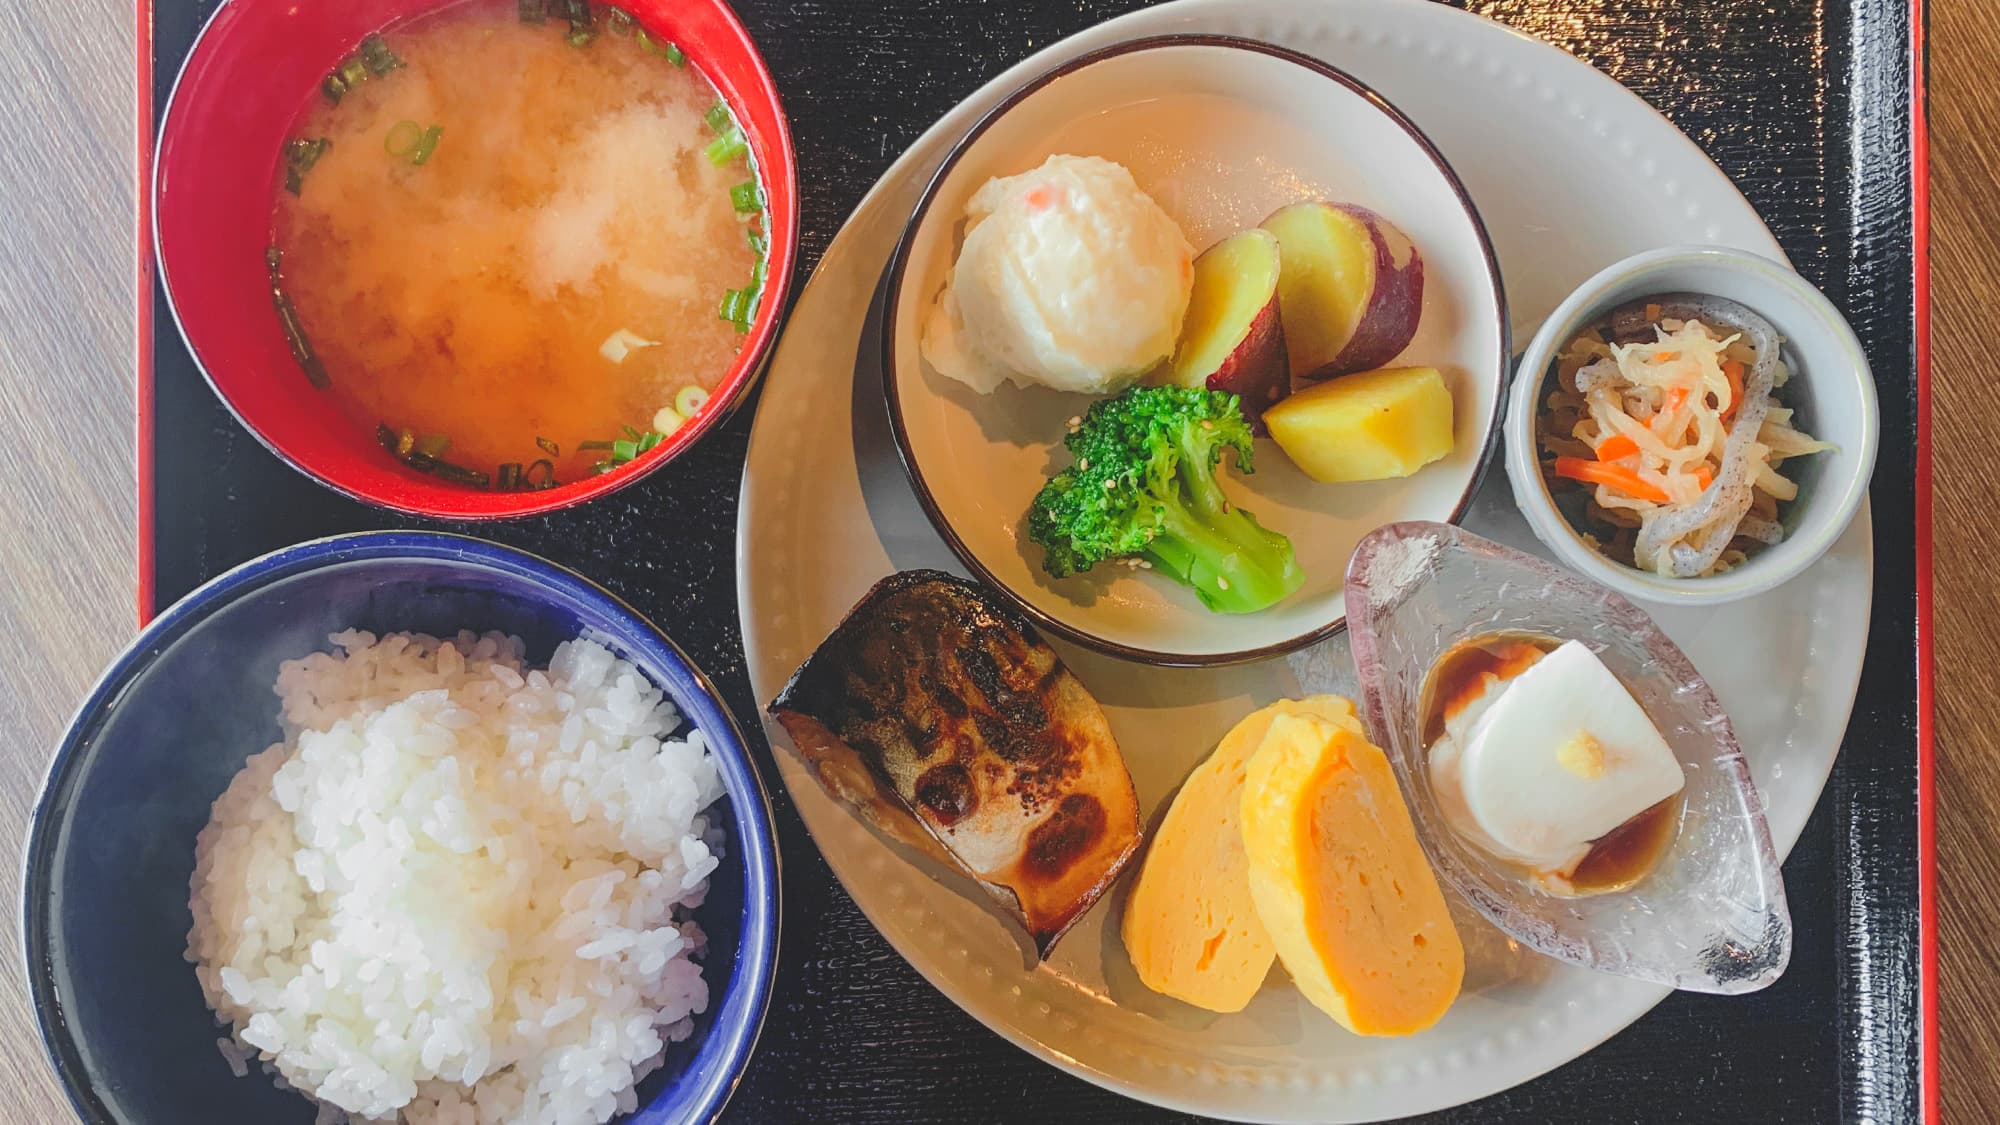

{"left": 883, "top": 35, "right": 1507, "bottom": 664}
{"left": 737, "top": 1, "right": 1872, "bottom": 1120}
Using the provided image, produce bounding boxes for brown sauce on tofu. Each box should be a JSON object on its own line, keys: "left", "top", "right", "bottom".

{"left": 1566, "top": 796, "right": 1680, "bottom": 894}
{"left": 1419, "top": 632, "right": 1557, "bottom": 747}
{"left": 1420, "top": 631, "right": 1679, "bottom": 895}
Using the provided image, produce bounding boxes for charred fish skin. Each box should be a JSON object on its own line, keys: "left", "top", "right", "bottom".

{"left": 769, "top": 570, "right": 1142, "bottom": 957}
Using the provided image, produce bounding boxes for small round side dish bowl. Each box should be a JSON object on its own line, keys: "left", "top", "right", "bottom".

{"left": 154, "top": 0, "right": 798, "bottom": 520}
{"left": 1504, "top": 245, "right": 1878, "bottom": 606}
{"left": 882, "top": 34, "right": 1507, "bottom": 666}
{"left": 20, "top": 532, "right": 780, "bottom": 1125}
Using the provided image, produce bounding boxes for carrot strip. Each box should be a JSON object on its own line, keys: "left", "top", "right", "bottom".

{"left": 1664, "top": 386, "right": 1689, "bottom": 414}
{"left": 1721, "top": 360, "right": 1746, "bottom": 424}
{"left": 1594, "top": 433, "right": 1641, "bottom": 461}
{"left": 1654, "top": 351, "right": 1680, "bottom": 363}
{"left": 1694, "top": 464, "right": 1715, "bottom": 490}
{"left": 1553, "top": 456, "right": 1671, "bottom": 503}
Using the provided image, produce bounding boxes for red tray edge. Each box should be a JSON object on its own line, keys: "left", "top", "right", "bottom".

{"left": 128, "top": 2, "right": 1941, "bottom": 1119}
{"left": 1910, "top": 0, "right": 1936, "bottom": 1118}
{"left": 136, "top": 0, "right": 156, "bottom": 625}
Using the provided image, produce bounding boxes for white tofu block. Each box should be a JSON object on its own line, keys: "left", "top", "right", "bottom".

{"left": 1458, "top": 640, "right": 1685, "bottom": 867}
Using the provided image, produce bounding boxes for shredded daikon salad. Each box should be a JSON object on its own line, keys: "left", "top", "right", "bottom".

{"left": 1539, "top": 298, "right": 1832, "bottom": 578}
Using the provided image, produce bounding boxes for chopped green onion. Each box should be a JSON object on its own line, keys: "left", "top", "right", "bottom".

{"left": 359, "top": 33, "right": 403, "bottom": 75}
{"left": 267, "top": 246, "right": 330, "bottom": 389}
{"left": 399, "top": 448, "right": 487, "bottom": 487}
{"left": 746, "top": 225, "right": 767, "bottom": 257}
{"left": 535, "top": 436, "right": 560, "bottom": 457}
{"left": 704, "top": 130, "right": 748, "bottom": 167}
{"left": 497, "top": 461, "right": 524, "bottom": 490}
{"left": 410, "top": 125, "right": 443, "bottom": 166}
{"left": 730, "top": 180, "right": 760, "bottom": 213}
{"left": 675, "top": 385, "right": 710, "bottom": 417}
{"left": 374, "top": 420, "right": 487, "bottom": 486}
{"left": 704, "top": 102, "right": 732, "bottom": 133}
{"left": 584, "top": 427, "right": 668, "bottom": 468}
{"left": 718, "top": 288, "right": 749, "bottom": 324}
{"left": 337, "top": 56, "right": 369, "bottom": 90}
{"left": 384, "top": 120, "right": 423, "bottom": 158}
{"left": 429, "top": 460, "right": 491, "bottom": 488}
{"left": 518, "top": 0, "right": 548, "bottom": 22}
{"left": 524, "top": 459, "right": 558, "bottom": 488}
{"left": 282, "top": 137, "right": 331, "bottom": 195}
{"left": 273, "top": 296, "right": 330, "bottom": 387}
{"left": 604, "top": 6, "right": 634, "bottom": 34}
{"left": 633, "top": 27, "right": 685, "bottom": 65}
{"left": 322, "top": 73, "right": 348, "bottom": 104}
{"left": 559, "top": 0, "right": 594, "bottom": 45}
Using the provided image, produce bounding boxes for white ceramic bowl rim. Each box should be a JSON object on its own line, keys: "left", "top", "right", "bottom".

{"left": 880, "top": 32, "right": 1511, "bottom": 665}
{"left": 1504, "top": 245, "right": 1880, "bottom": 605}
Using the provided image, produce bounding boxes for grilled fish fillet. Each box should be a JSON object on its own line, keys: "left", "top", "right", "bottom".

{"left": 769, "top": 570, "right": 1141, "bottom": 957}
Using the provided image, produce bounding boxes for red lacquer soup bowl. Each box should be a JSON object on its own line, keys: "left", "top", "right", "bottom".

{"left": 154, "top": 0, "right": 798, "bottom": 519}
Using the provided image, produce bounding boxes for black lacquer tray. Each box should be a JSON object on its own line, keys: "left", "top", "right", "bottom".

{"left": 139, "top": 1, "right": 1929, "bottom": 1120}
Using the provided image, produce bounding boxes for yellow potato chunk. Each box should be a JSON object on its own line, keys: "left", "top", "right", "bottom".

{"left": 1121, "top": 697, "right": 1361, "bottom": 1012}
{"left": 1240, "top": 713, "right": 1464, "bottom": 1036}
{"left": 1264, "top": 365, "right": 1455, "bottom": 482}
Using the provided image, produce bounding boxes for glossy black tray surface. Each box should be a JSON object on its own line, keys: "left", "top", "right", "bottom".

{"left": 146, "top": 1, "right": 1921, "bottom": 1120}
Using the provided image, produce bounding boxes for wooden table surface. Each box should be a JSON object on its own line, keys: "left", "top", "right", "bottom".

{"left": 0, "top": 0, "right": 1973, "bottom": 1121}
{"left": 1926, "top": 0, "right": 1997, "bottom": 1118}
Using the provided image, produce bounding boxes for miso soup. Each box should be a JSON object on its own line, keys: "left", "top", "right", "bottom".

{"left": 271, "top": 1, "right": 767, "bottom": 487}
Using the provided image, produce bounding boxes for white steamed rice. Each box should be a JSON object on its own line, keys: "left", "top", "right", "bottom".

{"left": 186, "top": 629, "right": 726, "bottom": 1125}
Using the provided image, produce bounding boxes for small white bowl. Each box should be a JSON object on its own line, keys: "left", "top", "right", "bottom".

{"left": 882, "top": 34, "right": 1508, "bottom": 665}
{"left": 1504, "top": 246, "right": 1879, "bottom": 606}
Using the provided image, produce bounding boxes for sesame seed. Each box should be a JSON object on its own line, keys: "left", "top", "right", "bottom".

{"left": 1216, "top": 576, "right": 1230, "bottom": 590}
{"left": 1101, "top": 478, "right": 1116, "bottom": 490}
{"left": 1200, "top": 419, "right": 1214, "bottom": 430}
{"left": 1138, "top": 559, "right": 1152, "bottom": 569}
{"left": 1079, "top": 458, "right": 1089, "bottom": 470}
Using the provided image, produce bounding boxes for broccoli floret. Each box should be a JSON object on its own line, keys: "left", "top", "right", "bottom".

{"left": 1027, "top": 385, "right": 1304, "bottom": 615}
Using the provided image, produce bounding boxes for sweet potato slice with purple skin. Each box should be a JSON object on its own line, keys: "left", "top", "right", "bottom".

{"left": 1260, "top": 202, "right": 1425, "bottom": 380}
{"left": 1157, "top": 229, "right": 1291, "bottom": 428}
